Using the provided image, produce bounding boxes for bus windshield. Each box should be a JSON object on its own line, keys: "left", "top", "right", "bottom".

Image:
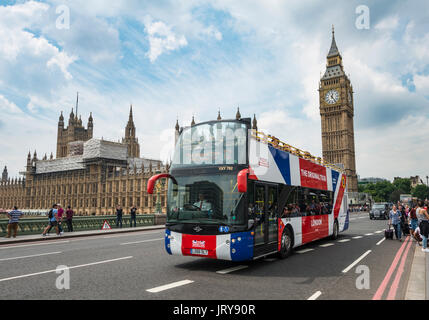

{"left": 172, "top": 121, "right": 247, "bottom": 167}
{"left": 167, "top": 173, "right": 245, "bottom": 226}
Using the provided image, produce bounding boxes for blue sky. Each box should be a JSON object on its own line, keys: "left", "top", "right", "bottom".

{"left": 1, "top": 0, "right": 429, "bottom": 181}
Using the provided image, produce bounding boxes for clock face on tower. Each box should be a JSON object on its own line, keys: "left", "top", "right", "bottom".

{"left": 348, "top": 91, "right": 352, "bottom": 104}
{"left": 325, "top": 89, "right": 339, "bottom": 105}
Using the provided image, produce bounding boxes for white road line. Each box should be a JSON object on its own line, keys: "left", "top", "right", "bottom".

{"left": 365, "top": 233, "right": 374, "bottom": 236}
{"left": 0, "top": 240, "right": 70, "bottom": 250}
{"left": 295, "top": 249, "right": 315, "bottom": 254}
{"left": 342, "top": 250, "right": 372, "bottom": 273}
{"left": 103, "top": 231, "right": 162, "bottom": 239}
{"left": 376, "top": 238, "right": 386, "bottom": 246}
{"left": 353, "top": 236, "right": 363, "bottom": 239}
{"left": 0, "top": 256, "right": 133, "bottom": 283}
{"left": 338, "top": 239, "right": 351, "bottom": 243}
{"left": 375, "top": 231, "right": 383, "bottom": 234}
{"left": 0, "top": 251, "right": 62, "bottom": 262}
{"left": 146, "top": 280, "right": 194, "bottom": 293}
{"left": 264, "top": 258, "right": 278, "bottom": 262}
{"left": 120, "top": 238, "right": 164, "bottom": 246}
{"left": 216, "top": 265, "right": 248, "bottom": 274}
{"left": 308, "top": 291, "right": 322, "bottom": 300}
{"left": 319, "top": 243, "right": 335, "bottom": 248}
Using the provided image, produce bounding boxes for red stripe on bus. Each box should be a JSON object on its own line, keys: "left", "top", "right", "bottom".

{"left": 333, "top": 175, "right": 346, "bottom": 219}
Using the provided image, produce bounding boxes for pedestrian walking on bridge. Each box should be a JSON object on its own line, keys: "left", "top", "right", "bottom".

{"left": 116, "top": 205, "right": 123, "bottom": 228}
{"left": 6, "top": 206, "right": 23, "bottom": 238}
{"left": 389, "top": 205, "right": 403, "bottom": 242}
{"left": 66, "top": 206, "right": 74, "bottom": 232}
{"left": 416, "top": 200, "right": 429, "bottom": 253}
{"left": 130, "top": 205, "right": 137, "bottom": 228}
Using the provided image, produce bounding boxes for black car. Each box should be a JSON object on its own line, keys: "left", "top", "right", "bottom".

{"left": 369, "top": 203, "right": 389, "bottom": 220}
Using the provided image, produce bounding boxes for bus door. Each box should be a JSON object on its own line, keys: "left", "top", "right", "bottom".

{"left": 252, "top": 183, "right": 278, "bottom": 249}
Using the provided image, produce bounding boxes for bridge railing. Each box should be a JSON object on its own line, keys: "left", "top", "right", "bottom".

{"left": 0, "top": 214, "right": 165, "bottom": 236}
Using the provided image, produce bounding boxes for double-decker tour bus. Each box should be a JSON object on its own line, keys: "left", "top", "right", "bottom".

{"left": 148, "top": 116, "right": 349, "bottom": 261}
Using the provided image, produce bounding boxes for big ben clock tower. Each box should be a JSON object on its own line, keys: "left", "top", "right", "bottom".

{"left": 319, "top": 27, "right": 358, "bottom": 193}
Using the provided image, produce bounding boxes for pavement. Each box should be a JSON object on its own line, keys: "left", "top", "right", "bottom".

{"left": 0, "top": 212, "right": 426, "bottom": 300}
{"left": 0, "top": 225, "right": 165, "bottom": 245}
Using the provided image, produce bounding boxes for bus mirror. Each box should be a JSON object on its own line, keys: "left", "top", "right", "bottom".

{"left": 237, "top": 169, "right": 249, "bottom": 193}
{"left": 147, "top": 174, "right": 177, "bottom": 194}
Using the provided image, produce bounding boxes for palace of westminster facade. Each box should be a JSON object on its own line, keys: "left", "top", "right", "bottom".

{"left": 0, "top": 106, "right": 169, "bottom": 215}
{"left": 0, "top": 27, "right": 359, "bottom": 214}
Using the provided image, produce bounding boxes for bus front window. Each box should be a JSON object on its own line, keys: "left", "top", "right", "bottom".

{"left": 167, "top": 174, "right": 245, "bottom": 226}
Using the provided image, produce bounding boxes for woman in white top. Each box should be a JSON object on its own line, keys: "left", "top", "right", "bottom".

{"left": 416, "top": 201, "right": 429, "bottom": 252}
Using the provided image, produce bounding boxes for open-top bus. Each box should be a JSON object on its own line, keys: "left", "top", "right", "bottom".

{"left": 148, "top": 117, "right": 349, "bottom": 261}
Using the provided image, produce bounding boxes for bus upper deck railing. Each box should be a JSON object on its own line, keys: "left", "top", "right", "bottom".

{"left": 251, "top": 129, "right": 345, "bottom": 173}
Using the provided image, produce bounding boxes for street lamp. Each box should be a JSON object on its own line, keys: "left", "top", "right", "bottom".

{"left": 155, "top": 171, "right": 165, "bottom": 214}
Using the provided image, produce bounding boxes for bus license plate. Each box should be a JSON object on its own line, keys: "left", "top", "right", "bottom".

{"left": 191, "top": 249, "right": 208, "bottom": 256}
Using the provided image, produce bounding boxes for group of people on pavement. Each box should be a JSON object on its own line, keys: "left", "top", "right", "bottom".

{"left": 3, "top": 204, "right": 74, "bottom": 238}
{"left": 3, "top": 203, "right": 141, "bottom": 239}
{"left": 389, "top": 200, "right": 429, "bottom": 253}
{"left": 42, "top": 204, "right": 74, "bottom": 237}
{"left": 115, "top": 205, "right": 138, "bottom": 228}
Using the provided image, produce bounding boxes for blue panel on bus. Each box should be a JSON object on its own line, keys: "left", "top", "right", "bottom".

{"left": 165, "top": 229, "right": 172, "bottom": 255}
{"left": 230, "top": 232, "right": 254, "bottom": 262}
{"left": 331, "top": 170, "right": 340, "bottom": 193}
{"left": 343, "top": 209, "right": 350, "bottom": 231}
{"left": 268, "top": 145, "right": 291, "bottom": 185}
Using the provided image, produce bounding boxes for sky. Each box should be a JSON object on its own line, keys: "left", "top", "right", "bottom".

{"left": 1, "top": 0, "right": 429, "bottom": 181}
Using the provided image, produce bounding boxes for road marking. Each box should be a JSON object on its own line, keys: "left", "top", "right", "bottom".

{"left": 376, "top": 238, "right": 386, "bottom": 246}
{"left": 103, "top": 231, "right": 162, "bottom": 239}
{"left": 147, "top": 280, "right": 194, "bottom": 293}
{"left": 365, "top": 233, "right": 374, "bottom": 236}
{"left": 319, "top": 243, "right": 335, "bottom": 248}
{"left": 120, "top": 238, "right": 164, "bottom": 245}
{"left": 338, "top": 239, "right": 351, "bottom": 243}
{"left": 387, "top": 237, "right": 413, "bottom": 300}
{"left": 373, "top": 237, "right": 411, "bottom": 300}
{"left": 0, "top": 240, "right": 70, "bottom": 250}
{"left": 353, "top": 236, "right": 363, "bottom": 239}
{"left": 308, "top": 291, "right": 322, "bottom": 300}
{"left": 375, "top": 231, "right": 383, "bottom": 234}
{"left": 264, "top": 258, "right": 278, "bottom": 262}
{"left": 216, "top": 265, "right": 248, "bottom": 274}
{"left": 342, "top": 250, "right": 372, "bottom": 273}
{"left": 295, "top": 249, "right": 315, "bottom": 254}
{"left": 0, "top": 256, "right": 133, "bottom": 283}
{"left": 0, "top": 251, "right": 62, "bottom": 262}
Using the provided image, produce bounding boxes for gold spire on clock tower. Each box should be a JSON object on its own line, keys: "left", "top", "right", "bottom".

{"left": 319, "top": 26, "right": 358, "bottom": 193}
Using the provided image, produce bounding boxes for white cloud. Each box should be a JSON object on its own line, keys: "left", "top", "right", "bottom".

{"left": 414, "top": 74, "right": 429, "bottom": 93}
{"left": 143, "top": 16, "right": 188, "bottom": 63}
{"left": 0, "top": 95, "right": 22, "bottom": 114}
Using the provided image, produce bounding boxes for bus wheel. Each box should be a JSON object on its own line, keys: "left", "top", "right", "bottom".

{"left": 279, "top": 228, "right": 293, "bottom": 259}
{"left": 331, "top": 220, "right": 339, "bottom": 240}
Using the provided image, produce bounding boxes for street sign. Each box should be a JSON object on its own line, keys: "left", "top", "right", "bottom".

{"left": 102, "top": 220, "right": 112, "bottom": 230}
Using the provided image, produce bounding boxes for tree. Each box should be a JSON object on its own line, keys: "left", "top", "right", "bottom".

{"left": 393, "top": 178, "right": 411, "bottom": 194}
{"left": 412, "top": 184, "right": 429, "bottom": 201}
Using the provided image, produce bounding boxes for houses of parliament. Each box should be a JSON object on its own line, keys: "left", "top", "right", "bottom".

{"left": 0, "top": 103, "right": 168, "bottom": 215}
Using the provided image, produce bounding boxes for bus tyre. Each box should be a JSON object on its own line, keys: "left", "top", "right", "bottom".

{"left": 279, "top": 228, "right": 293, "bottom": 259}
{"left": 331, "top": 220, "right": 339, "bottom": 240}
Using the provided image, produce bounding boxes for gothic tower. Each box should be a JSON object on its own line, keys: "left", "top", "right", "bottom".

{"left": 2, "top": 166, "right": 7, "bottom": 182}
{"left": 319, "top": 27, "right": 358, "bottom": 193}
{"left": 56, "top": 94, "right": 94, "bottom": 158}
{"left": 123, "top": 105, "right": 140, "bottom": 158}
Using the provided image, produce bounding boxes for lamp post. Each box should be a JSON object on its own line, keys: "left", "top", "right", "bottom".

{"left": 155, "top": 171, "right": 165, "bottom": 214}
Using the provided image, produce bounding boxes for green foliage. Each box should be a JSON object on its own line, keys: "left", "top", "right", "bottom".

{"left": 360, "top": 178, "right": 412, "bottom": 203}
{"left": 393, "top": 178, "right": 411, "bottom": 194}
{"left": 412, "top": 184, "right": 429, "bottom": 200}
